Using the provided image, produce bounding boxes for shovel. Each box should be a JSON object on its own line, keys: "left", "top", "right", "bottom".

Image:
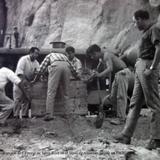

{"left": 94, "top": 78, "right": 105, "bottom": 129}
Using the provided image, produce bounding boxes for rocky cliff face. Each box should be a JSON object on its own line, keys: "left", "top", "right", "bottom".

{"left": 2, "top": 0, "right": 160, "bottom": 51}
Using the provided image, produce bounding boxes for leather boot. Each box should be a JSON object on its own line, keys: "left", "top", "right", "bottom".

{"left": 110, "top": 118, "right": 125, "bottom": 125}
{"left": 113, "top": 133, "right": 131, "bottom": 144}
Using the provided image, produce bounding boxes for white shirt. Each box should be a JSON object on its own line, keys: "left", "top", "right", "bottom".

{"left": 0, "top": 67, "right": 21, "bottom": 90}
{"left": 15, "top": 55, "right": 39, "bottom": 81}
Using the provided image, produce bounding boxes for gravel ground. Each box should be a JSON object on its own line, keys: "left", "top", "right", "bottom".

{"left": 0, "top": 110, "right": 159, "bottom": 160}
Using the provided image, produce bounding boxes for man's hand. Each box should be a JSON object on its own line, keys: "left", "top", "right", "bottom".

{"left": 144, "top": 69, "right": 152, "bottom": 77}
{"left": 30, "top": 74, "right": 40, "bottom": 84}
{"left": 94, "top": 71, "right": 104, "bottom": 78}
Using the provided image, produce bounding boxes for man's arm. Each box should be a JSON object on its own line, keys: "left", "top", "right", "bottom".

{"left": 144, "top": 26, "right": 160, "bottom": 77}
{"left": 15, "top": 57, "right": 25, "bottom": 78}
{"left": 150, "top": 26, "right": 160, "bottom": 69}
{"left": 144, "top": 44, "right": 160, "bottom": 77}
{"left": 150, "top": 44, "right": 160, "bottom": 69}
{"left": 96, "top": 56, "right": 113, "bottom": 78}
{"left": 31, "top": 55, "right": 50, "bottom": 83}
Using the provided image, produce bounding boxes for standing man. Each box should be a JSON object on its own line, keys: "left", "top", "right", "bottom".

{"left": 13, "top": 47, "right": 40, "bottom": 117}
{"left": 13, "top": 27, "right": 19, "bottom": 48}
{"left": 114, "top": 10, "right": 160, "bottom": 150}
{"left": 33, "top": 51, "right": 78, "bottom": 121}
{"left": 65, "top": 46, "right": 82, "bottom": 79}
{"left": 0, "top": 58, "right": 29, "bottom": 125}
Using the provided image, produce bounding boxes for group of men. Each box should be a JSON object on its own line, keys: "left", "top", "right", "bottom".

{"left": 0, "top": 9, "right": 160, "bottom": 150}
{"left": 0, "top": 46, "right": 82, "bottom": 123}
{"left": 86, "top": 9, "right": 160, "bottom": 150}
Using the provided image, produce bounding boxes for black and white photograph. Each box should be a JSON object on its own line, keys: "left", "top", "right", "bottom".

{"left": 0, "top": 0, "right": 160, "bottom": 159}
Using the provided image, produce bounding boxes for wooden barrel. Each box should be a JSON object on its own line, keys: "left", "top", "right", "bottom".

{"left": 30, "top": 81, "right": 47, "bottom": 99}
{"left": 30, "top": 81, "right": 47, "bottom": 116}
{"left": 67, "top": 80, "right": 88, "bottom": 115}
{"left": 54, "top": 80, "right": 88, "bottom": 115}
{"left": 30, "top": 80, "right": 88, "bottom": 116}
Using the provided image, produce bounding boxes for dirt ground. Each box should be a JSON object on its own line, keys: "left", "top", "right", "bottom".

{"left": 0, "top": 109, "right": 159, "bottom": 160}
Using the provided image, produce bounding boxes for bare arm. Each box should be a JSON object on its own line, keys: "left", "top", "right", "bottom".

{"left": 96, "top": 56, "right": 113, "bottom": 78}
{"left": 150, "top": 44, "right": 160, "bottom": 69}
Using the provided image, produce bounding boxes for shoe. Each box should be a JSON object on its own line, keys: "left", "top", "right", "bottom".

{"left": 146, "top": 139, "right": 160, "bottom": 150}
{"left": 110, "top": 118, "right": 125, "bottom": 125}
{"left": 43, "top": 115, "right": 54, "bottom": 121}
{"left": 94, "top": 110, "right": 104, "bottom": 129}
{"left": 113, "top": 133, "right": 131, "bottom": 144}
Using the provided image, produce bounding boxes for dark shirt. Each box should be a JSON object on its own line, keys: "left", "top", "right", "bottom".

{"left": 139, "top": 24, "right": 160, "bottom": 60}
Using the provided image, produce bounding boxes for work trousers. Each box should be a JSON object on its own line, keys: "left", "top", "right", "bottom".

{"left": 13, "top": 79, "right": 30, "bottom": 117}
{"left": 102, "top": 68, "right": 134, "bottom": 120}
{"left": 46, "top": 61, "right": 71, "bottom": 116}
{"left": 0, "top": 90, "right": 14, "bottom": 124}
{"left": 122, "top": 59, "right": 160, "bottom": 139}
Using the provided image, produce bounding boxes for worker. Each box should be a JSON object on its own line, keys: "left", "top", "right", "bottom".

{"left": 0, "top": 58, "right": 29, "bottom": 125}
{"left": 33, "top": 51, "right": 79, "bottom": 121}
{"left": 65, "top": 46, "right": 82, "bottom": 79}
{"left": 114, "top": 10, "right": 160, "bottom": 150}
{"left": 103, "top": 43, "right": 139, "bottom": 125}
{"left": 13, "top": 47, "right": 40, "bottom": 117}
{"left": 86, "top": 44, "right": 127, "bottom": 82}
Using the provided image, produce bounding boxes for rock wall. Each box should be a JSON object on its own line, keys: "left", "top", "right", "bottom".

{"left": 0, "top": 0, "right": 7, "bottom": 47}
{"left": 3, "top": 0, "right": 160, "bottom": 51}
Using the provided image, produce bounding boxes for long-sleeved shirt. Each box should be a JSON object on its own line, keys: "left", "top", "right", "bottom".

{"left": 39, "top": 53, "right": 78, "bottom": 78}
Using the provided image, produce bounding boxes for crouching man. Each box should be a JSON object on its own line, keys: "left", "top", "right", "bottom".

{"left": 0, "top": 59, "right": 30, "bottom": 125}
